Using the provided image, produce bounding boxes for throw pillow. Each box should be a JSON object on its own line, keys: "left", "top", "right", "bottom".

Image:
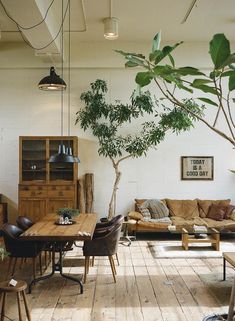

{"left": 166, "top": 199, "right": 199, "bottom": 219}
{"left": 225, "top": 205, "right": 235, "bottom": 219}
{"left": 197, "top": 199, "right": 231, "bottom": 218}
{"left": 137, "top": 204, "right": 151, "bottom": 219}
{"left": 207, "top": 204, "right": 227, "bottom": 221}
{"left": 144, "top": 199, "right": 169, "bottom": 219}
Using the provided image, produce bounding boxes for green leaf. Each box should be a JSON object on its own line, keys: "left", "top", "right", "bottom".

{"left": 115, "top": 50, "right": 145, "bottom": 60}
{"left": 221, "top": 70, "right": 234, "bottom": 77}
{"left": 125, "top": 61, "right": 139, "bottom": 67}
{"left": 135, "top": 72, "right": 153, "bottom": 87}
{"left": 191, "top": 79, "right": 217, "bottom": 94}
{"left": 197, "top": 97, "right": 218, "bottom": 106}
{"left": 154, "top": 42, "right": 183, "bottom": 65}
{"left": 191, "top": 84, "right": 217, "bottom": 95}
{"left": 232, "top": 98, "right": 235, "bottom": 103}
{"left": 220, "top": 53, "right": 235, "bottom": 68}
{"left": 152, "top": 31, "right": 161, "bottom": 53}
{"left": 209, "top": 33, "right": 230, "bottom": 69}
{"left": 176, "top": 67, "right": 205, "bottom": 76}
{"left": 191, "top": 79, "right": 212, "bottom": 86}
{"left": 168, "top": 53, "right": 175, "bottom": 67}
{"left": 149, "top": 50, "right": 162, "bottom": 62}
{"left": 229, "top": 73, "right": 235, "bottom": 91}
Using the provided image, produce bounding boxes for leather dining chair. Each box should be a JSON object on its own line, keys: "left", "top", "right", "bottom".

{"left": 83, "top": 218, "right": 123, "bottom": 283}
{"left": 91, "top": 215, "right": 124, "bottom": 266}
{"left": 2, "top": 223, "right": 43, "bottom": 280}
{"left": 16, "top": 216, "right": 34, "bottom": 230}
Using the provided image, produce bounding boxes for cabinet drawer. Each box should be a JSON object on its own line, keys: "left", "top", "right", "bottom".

{"left": 19, "top": 186, "right": 48, "bottom": 198}
{"left": 48, "top": 185, "right": 74, "bottom": 198}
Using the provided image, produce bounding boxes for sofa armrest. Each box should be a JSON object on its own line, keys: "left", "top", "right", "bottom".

{"left": 128, "top": 211, "right": 143, "bottom": 221}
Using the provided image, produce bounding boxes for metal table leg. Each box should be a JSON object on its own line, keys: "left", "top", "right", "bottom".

{"left": 29, "top": 242, "right": 83, "bottom": 294}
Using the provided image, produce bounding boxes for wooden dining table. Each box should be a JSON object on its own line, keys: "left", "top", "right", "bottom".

{"left": 20, "top": 213, "right": 98, "bottom": 293}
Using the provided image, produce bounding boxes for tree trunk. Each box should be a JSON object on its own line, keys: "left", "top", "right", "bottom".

{"left": 77, "top": 178, "right": 85, "bottom": 213}
{"left": 108, "top": 163, "right": 121, "bottom": 220}
{"left": 85, "top": 173, "right": 94, "bottom": 213}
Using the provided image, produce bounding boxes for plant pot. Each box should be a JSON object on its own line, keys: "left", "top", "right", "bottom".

{"left": 100, "top": 217, "right": 109, "bottom": 223}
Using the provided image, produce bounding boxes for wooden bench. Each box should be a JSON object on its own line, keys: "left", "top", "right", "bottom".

{"left": 223, "top": 252, "right": 235, "bottom": 280}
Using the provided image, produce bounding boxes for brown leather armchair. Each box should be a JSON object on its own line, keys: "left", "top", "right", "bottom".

{"left": 83, "top": 219, "right": 123, "bottom": 283}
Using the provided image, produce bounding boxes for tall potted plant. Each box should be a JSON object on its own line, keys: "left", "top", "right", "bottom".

{"left": 76, "top": 79, "right": 201, "bottom": 219}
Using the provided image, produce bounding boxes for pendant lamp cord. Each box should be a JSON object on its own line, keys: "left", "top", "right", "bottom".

{"left": 61, "top": 0, "right": 64, "bottom": 137}
{"left": 110, "top": 0, "right": 112, "bottom": 17}
{"left": 68, "top": 0, "right": 71, "bottom": 138}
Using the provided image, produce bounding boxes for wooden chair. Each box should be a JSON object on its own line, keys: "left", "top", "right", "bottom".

{"left": 83, "top": 219, "right": 123, "bottom": 283}
{"left": 2, "top": 223, "right": 43, "bottom": 280}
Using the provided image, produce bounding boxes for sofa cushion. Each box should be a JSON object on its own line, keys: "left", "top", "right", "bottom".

{"left": 137, "top": 219, "right": 170, "bottom": 231}
{"left": 166, "top": 199, "right": 199, "bottom": 219}
{"left": 128, "top": 211, "right": 143, "bottom": 221}
{"left": 197, "top": 199, "right": 231, "bottom": 218}
{"left": 207, "top": 204, "right": 227, "bottom": 221}
{"left": 202, "top": 217, "right": 235, "bottom": 230}
{"left": 171, "top": 216, "right": 206, "bottom": 228}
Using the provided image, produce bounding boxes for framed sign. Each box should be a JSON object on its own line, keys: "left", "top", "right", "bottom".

{"left": 181, "top": 156, "right": 214, "bottom": 180}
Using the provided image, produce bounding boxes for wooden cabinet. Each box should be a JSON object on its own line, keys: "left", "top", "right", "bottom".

{"left": 18, "top": 136, "right": 78, "bottom": 222}
{"left": 0, "top": 195, "right": 8, "bottom": 233}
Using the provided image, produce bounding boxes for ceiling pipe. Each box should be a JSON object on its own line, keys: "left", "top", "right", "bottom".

{"left": 181, "top": 0, "right": 198, "bottom": 24}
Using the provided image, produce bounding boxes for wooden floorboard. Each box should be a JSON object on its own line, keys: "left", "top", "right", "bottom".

{"left": 0, "top": 240, "right": 233, "bottom": 321}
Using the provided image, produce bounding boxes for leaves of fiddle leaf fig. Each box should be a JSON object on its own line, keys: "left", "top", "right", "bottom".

{"left": 197, "top": 97, "right": 218, "bottom": 106}
{"left": 209, "top": 33, "right": 230, "bottom": 69}
{"left": 152, "top": 31, "right": 161, "bottom": 53}
{"left": 229, "top": 72, "right": 235, "bottom": 91}
{"left": 135, "top": 72, "right": 153, "bottom": 87}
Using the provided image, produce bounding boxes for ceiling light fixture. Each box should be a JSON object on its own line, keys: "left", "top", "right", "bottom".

{"left": 104, "top": 0, "right": 118, "bottom": 40}
{"left": 49, "top": 0, "right": 76, "bottom": 163}
{"left": 38, "top": 66, "right": 67, "bottom": 91}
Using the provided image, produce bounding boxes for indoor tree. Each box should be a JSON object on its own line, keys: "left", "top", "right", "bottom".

{"left": 76, "top": 79, "right": 202, "bottom": 219}
{"left": 117, "top": 32, "right": 235, "bottom": 148}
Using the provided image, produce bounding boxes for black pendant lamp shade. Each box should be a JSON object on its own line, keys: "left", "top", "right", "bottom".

{"left": 38, "top": 66, "right": 67, "bottom": 91}
{"left": 49, "top": 143, "right": 76, "bottom": 163}
{"left": 66, "top": 146, "right": 80, "bottom": 163}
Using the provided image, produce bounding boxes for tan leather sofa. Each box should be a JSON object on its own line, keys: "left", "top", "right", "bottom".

{"left": 128, "top": 199, "right": 235, "bottom": 233}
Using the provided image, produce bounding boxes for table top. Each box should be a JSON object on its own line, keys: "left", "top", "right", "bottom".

{"left": 168, "top": 227, "right": 219, "bottom": 235}
{"left": 20, "top": 213, "right": 98, "bottom": 241}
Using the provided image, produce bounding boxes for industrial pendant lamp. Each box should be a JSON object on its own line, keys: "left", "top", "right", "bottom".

{"left": 38, "top": 66, "right": 66, "bottom": 91}
{"left": 104, "top": 0, "right": 118, "bottom": 40}
{"left": 66, "top": 0, "right": 79, "bottom": 163}
{"left": 49, "top": 0, "right": 75, "bottom": 163}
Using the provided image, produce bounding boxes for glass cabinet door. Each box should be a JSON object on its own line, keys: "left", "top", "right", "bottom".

{"left": 22, "top": 140, "right": 46, "bottom": 181}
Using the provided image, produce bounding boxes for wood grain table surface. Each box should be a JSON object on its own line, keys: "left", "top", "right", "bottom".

{"left": 20, "top": 213, "right": 98, "bottom": 241}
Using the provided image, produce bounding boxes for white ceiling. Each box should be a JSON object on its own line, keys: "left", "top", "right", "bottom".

{"left": 0, "top": 0, "right": 234, "bottom": 47}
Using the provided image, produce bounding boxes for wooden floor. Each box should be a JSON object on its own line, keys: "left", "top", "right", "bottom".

{"left": 0, "top": 240, "right": 233, "bottom": 321}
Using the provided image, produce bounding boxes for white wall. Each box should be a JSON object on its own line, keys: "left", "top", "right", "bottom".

{"left": 1, "top": 41, "right": 235, "bottom": 221}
